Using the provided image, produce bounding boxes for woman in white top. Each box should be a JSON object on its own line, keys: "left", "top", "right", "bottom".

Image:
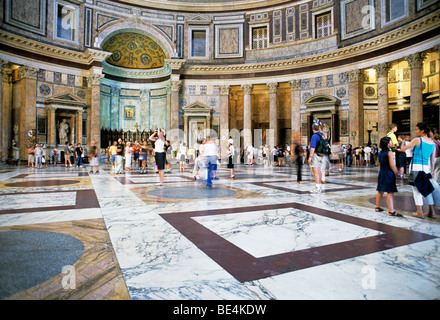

{"left": 149, "top": 128, "right": 166, "bottom": 186}
{"left": 125, "top": 142, "right": 133, "bottom": 171}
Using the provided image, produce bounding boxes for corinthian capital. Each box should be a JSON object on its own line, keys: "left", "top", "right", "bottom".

{"left": 267, "top": 82, "right": 278, "bottom": 93}
{"left": 406, "top": 52, "right": 427, "bottom": 69}
{"left": 347, "top": 69, "right": 363, "bottom": 82}
{"left": 241, "top": 84, "right": 253, "bottom": 95}
{"left": 219, "top": 85, "right": 230, "bottom": 95}
{"left": 88, "top": 73, "right": 104, "bottom": 86}
{"left": 17, "top": 66, "right": 38, "bottom": 80}
{"left": 288, "top": 79, "right": 301, "bottom": 90}
{"left": 170, "top": 80, "right": 182, "bottom": 92}
{"left": 373, "top": 63, "right": 391, "bottom": 78}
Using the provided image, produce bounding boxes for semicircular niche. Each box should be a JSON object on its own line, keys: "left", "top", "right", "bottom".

{"left": 102, "top": 32, "right": 166, "bottom": 69}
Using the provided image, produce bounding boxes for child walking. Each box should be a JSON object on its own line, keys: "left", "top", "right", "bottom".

{"left": 375, "top": 136, "right": 402, "bottom": 217}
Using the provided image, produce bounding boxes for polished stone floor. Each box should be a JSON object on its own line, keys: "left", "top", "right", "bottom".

{"left": 0, "top": 160, "right": 439, "bottom": 300}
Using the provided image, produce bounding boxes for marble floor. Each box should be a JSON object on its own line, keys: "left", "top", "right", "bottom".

{"left": 0, "top": 161, "right": 439, "bottom": 300}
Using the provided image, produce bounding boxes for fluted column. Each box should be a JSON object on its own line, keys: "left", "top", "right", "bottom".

{"left": 46, "top": 105, "right": 57, "bottom": 147}
{"left": 219, "top": 85, "right": 230, "bottom": 160}
{"left": 242, "top": 84, "right": 253, "bottom": 149}
{"left": 17, "top": 66, "right": 38, "bottom": 160}
{"left": 1, "top": 60, "right": 12, "bottom": 161}
{"left": 268, "top": 82, "right": 279, "bottom": 147}
{"left": 348, "top": 69, "right": 364, "bottom": 147}
{"left": 87, "top": 70, "right": 104, "bottom": 150}
{"left": 374, "top": 63, "right": 391, "bottom": 140}
{"left": 289, "top": 79, "right": 301, "bottom": 145}
{"left": 76, "top": 110, "right": 83, "bottom": 145}
{"left": 406, "top": 52, "right": 426, "bottom": 138}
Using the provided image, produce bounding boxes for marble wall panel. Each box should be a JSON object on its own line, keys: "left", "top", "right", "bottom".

{"left": 149, "top": 96, "right": 167, "bottom": 130}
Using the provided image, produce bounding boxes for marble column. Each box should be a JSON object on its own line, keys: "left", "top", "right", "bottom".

{"left": 1, "top": 60, "right": 13, "bottom": 161}
{"left": 219, "top": 85, "right": 230, "bottom": 160}
{"left": 289, "top": 80, "right": 301, "bottom": 145}
{"left": 76, "top": 110, "right": 83, "bottom": 145}
{"left": 170, "top": 80, "right": 182, "bottom": 145}
{"left": 110, "top": 87, "right": 120, "bottom": 130}
{"left": 348, "top": 69, "right": 364, "bottom": 147}
{"left": 242, "top": 84, "right": 253, "bottom": 149}
{"left": 268, "top": 82, "right": 279, "bottom": 147}
{"left": 17, "top": 66, "right": 38, "bottom": 161}
{"left": 406, "top": 52, "right": 427, "bottom": 138}
{"left": 46, "top": 105, "right": 56, "bottom": 147}
{"left": 373, "top": 63, "right": 391, "bottom": 140}
{"left": 87, "top": 71, "right": 104, "bottom": 150}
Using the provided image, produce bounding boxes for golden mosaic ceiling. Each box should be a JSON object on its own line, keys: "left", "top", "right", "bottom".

{"left": 102, "top": 32, "right": 166, "bottom": 69}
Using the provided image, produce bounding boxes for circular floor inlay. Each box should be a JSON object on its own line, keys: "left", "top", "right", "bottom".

{"left": 4, "top": 179, "right": 79, "bottom": 188}
{"left": 147, "top": 186, "right": 237, "bottom": 199}
{"left": 0, "top": 230, "right": 84, "bottom": 299}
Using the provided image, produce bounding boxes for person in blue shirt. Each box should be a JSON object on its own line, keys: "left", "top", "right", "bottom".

{"left": 308, "top": 122, "right": 326, "bottom": 193}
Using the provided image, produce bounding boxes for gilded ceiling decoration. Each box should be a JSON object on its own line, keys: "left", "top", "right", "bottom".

{"left": 102, "top": 32, "right": 166, "bottom": 69}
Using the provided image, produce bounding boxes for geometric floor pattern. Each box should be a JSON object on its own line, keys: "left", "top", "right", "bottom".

{"left": 1, "top": 161, "right": 439, "bottom": 300}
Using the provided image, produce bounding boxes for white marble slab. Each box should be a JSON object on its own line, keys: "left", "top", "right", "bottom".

{"left": 193, "top": 208, "right": 382, "bottom": 258}
{"left": 0, "top": 192, "right": 77, "bottom": 210}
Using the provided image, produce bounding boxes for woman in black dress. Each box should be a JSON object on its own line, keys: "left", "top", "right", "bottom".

{"left": 375, "top": 136, "right": 401, "bottom": 217}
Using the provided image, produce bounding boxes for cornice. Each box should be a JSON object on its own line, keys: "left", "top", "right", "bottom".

{"left": 182, "top": 10, "right": 440, "bottom": 76}
{"left": 0, "top": 31, "right": 111, "bottom": 67}
{"left": 111, "top": 0, "right": 294, "bottom": 13}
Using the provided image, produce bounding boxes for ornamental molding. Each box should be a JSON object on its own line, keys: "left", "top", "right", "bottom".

{"left": 0, "top": 31, "right": 111, "bottom": 66}
{"left": 182, "top": 10, "right": 440, "bottom": 76}
{"left": 102, "top": 60, "right": 171, "bottom": 79}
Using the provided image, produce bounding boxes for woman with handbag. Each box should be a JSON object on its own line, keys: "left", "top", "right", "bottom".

{"left": 398, "top": 122, "right": 436, "bottom": 219}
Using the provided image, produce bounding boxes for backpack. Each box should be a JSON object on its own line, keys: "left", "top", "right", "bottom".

{"left": 315, "top": 133, "right": 330, "bottom": 156}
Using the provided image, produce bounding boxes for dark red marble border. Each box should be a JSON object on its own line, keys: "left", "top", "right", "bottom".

{"left": 0, "top": 189, "right": 100, "bottom": 215}
{"left": 250, "top": 180, "right": 371, "bottom": 194}
{"left": 160, "top": 202, "right": 436, "bottom": 282}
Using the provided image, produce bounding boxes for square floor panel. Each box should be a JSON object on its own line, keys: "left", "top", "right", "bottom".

{"left": 0, "top": 192, "right": 77, "bottom": 211}
{"left": 160, "top": 202, "right": 436, "bottom": 282}
{"left": 193, "top": 208, "right": 383, "bottom": 258}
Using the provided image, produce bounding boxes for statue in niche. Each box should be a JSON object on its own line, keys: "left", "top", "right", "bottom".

{"left": 58, "top": 119, "right": 70, "bottom": 144}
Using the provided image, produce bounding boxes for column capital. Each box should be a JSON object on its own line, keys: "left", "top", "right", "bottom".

{"left": 288, "top": 79, "right": 301, "bottom": 90}
{"left": 347, "top": 69, "right": 364, "bottom": 82}
{"left": 88, "top": 73, "right": 104, "bottom": 86}
{"left": 373, "top": 63, "right": 391, "bottom": 77}
{"left": 241, "top": 84, "right": 253, "bottom": 95}
{"left": 45, "top": 104, "right": 57, "bottom": 112}
{"left": 170, "top": 80, "right": 182, "bottom": 92}
{"left": 406, "top": 52, "right": 427, "bottom": 69}
{"left": 219, "top": 85, "right": 230, "bottom": 95}
{"left": 17, "top": 65, "right": 38, "bottom": 80}
{"left": 267, "top": 82, "right": 278, "bottom": 93}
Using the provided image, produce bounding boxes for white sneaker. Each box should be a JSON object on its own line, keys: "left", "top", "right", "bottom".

{"left": 310, "top": 187, "right": 322, "bottom": 194}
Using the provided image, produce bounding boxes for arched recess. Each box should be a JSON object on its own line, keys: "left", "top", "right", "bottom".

{"left": 94, "top": 21, "right": 175, "bottom": 59}
{"left": 304, "top": 94, "right": 341, "bottom": 144}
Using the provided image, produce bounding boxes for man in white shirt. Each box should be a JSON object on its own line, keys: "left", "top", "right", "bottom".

{"left": 364, "top": 145, "right": 372, "bottom": 166}
{"left": 204, "top": 139, "right": 218, "bottom": 188}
